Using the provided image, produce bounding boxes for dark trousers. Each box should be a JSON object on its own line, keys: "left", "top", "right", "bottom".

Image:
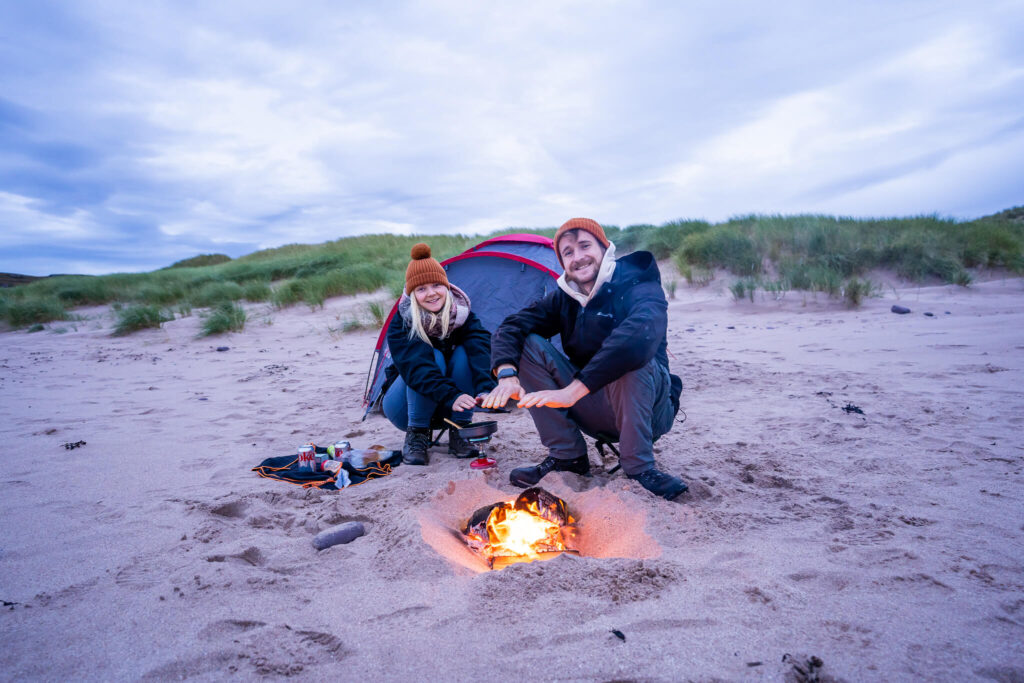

{"left": 517, "top": 334, "right": 674, "bottom": 476}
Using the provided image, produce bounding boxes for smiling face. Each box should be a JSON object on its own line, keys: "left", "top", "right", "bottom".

{"left": 413, "top": 282, "right": 448, "bottom": 313}
{"left": 558, "top": 230, "right": 606, "bottom": 293}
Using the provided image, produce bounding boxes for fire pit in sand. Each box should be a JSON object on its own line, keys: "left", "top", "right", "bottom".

{"left": 461, "top": 487, "right": 579, "bottom": 570}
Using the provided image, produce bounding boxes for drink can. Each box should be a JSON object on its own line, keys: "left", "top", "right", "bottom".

{"left": 315, "top": 452, "right": 329, "bottom": 471}
{"left": 298, "top": 444, "right": 316, "bottom": 472}
{"left": 329, "top": 441, "right": 351, "bottom": 460}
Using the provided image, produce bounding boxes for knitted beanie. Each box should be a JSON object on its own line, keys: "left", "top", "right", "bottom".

{"left": 553, "top": 218, "right": 610, "bottom": 265}
{"left": 405, "top": 243, "right": 449, "bottom": 294}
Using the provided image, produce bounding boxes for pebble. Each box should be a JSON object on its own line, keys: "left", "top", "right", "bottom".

{"left": 891, "top": 305, "right": 911, "bottom": 314}
{"left": 924, "top": 311, "right": 934, "bottom": 317}
{"left": 216, "top": 346, "right": 230, "bottom": 352}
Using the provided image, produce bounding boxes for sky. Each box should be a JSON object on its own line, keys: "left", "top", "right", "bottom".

{"left": 1, "top": 1, "right": 1022, "bottom": 276}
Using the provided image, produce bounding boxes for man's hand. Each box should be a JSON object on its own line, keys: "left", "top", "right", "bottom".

{"left": 517, "top": 379, "right": 590, "bottom": 409}
{"left": 480, "top": 377, "right": 522, "bottom": 409}
{"left": 451, "top": 393, "right": 477, "bottom": 412}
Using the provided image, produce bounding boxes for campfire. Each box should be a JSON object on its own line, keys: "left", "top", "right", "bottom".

{"left": 462, "top": 487, "right": 578, "bottom": 569}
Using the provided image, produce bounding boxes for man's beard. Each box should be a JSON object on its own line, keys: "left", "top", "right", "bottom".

{"left": 565, "top": 259, "right": 599, "bottom": 290}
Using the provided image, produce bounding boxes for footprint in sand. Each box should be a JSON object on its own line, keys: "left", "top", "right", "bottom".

{"left": 141, "top": 624, "right": 349, "bottom": 679}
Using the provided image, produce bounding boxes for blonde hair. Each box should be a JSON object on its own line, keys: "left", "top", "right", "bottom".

{"left": 407, "top": 286, "right": 452, "bottom": 345}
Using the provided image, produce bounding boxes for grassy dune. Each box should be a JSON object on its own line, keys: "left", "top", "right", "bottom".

{"left": 2, "top": 210, "right": 1021, "bottom": 333}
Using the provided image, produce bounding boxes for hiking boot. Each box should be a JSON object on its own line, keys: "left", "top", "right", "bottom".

{"left": 402, "top": 427, "right": 431, "bottom": 466}
{"left": 447, "top": 427, "right": 479, "bottom": 459}
{"left": 628, "top": 468, "right": 688, "bottom": 501}
{"left": 510, "top": 454, "right": 590, "bottom": 488}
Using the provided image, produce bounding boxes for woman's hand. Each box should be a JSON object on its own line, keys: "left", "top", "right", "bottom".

{"left": 451, "top": 393, "right": 477, "bottom": 412}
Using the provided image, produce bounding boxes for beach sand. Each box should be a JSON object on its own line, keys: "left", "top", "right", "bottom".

{"left": 2, "top": 277, "right": 1023, "bottom": 680}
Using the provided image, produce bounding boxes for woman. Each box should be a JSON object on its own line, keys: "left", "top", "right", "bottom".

{"left": 382, "top": 243, "right": 496, "bottom": 465}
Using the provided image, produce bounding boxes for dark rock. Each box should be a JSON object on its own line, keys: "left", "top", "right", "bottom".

{"left": 216, "top": 346, "right": 230, "bottom": 352}
{"left": 924, "top": 311, "right": 934, "bottom": 317}
{"left": 891, "top": 305, "right": 911, "bottom": 314}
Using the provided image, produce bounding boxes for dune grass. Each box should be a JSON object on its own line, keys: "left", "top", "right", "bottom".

{"left": 200, "top": 302, "right": 247, "bottom": 336}
{"left": 2, "top": 208, "right": 1021, "bottom": 332}
{"left": 165, "top": 253, "right": 232, "bottom": 269}
{"left": 1, "top": 296, "right": 69, "bottom": 327}
{"left": 673, "top": 212, "right": 1021, "bottom": 303}
{"left": 113, "top": 304, "right": 173, "bottom": 336}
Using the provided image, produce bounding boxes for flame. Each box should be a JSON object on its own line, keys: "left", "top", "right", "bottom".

{"left": 466, "top": 493, "right": 575, "bottom": 568}
{"left": 487, "top": 508, "right": 563, "bottom": 557}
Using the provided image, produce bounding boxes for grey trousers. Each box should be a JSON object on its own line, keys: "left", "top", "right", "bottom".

{"left": 518, "top": 334, "right": 675, "bottom": 476}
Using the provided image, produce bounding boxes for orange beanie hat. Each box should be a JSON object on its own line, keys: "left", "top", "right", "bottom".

{"left": 553, "top": 218, "right": 610, "bottom": 265}
{"left": 404, "top": 243, "right": 449, "bottom": 294}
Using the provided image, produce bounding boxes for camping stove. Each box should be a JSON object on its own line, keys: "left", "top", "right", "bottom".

{"left": 457, "top": 420, "right": 498, "bottom": 470}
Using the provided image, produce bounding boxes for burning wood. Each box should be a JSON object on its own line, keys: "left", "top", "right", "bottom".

{"left": 462, "top": 487, "right": 579, "bottom": 569}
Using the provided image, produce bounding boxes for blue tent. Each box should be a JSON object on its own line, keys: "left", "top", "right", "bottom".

{"left": 363, "top": 233, "right": 561, "bottom": 414}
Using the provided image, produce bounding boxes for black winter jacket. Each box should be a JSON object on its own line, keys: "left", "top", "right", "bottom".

{"left": 491, "top": 251, "right": 679, "bottom": 400}
{"left": 387, "top": 310, "right": 496, "bottom": 412}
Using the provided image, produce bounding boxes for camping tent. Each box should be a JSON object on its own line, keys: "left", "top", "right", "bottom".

{"left": 363, "top": 234, "right": 562, "bottom": 415}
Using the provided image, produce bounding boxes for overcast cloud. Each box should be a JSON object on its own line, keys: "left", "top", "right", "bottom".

{"left": 1, "top": 0, "right": 1022, "bottom": 275}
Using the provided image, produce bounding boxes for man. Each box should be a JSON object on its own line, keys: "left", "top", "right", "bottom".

{"left": 481, "top": 217, "right": 688, "bottom": 500}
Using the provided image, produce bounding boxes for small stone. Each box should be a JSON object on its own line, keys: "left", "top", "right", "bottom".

{"left": 891, "top": 305, "right": 911, "bottom": 315}
{"left": 216, "top": 346, "right": 230, "bottom": 352}
{"left": 924, "top": 311, "right": 934, "bottom": 317}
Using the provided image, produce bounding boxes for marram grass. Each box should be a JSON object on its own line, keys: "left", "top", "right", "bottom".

{"left": 200, "top": 302, "right": 247, "bottom": 336}
{"left": 113, "top": 304, "right": 173, "bottom": 336}
{"left": 2, "top": 209, "right": 1021, "bottom": 332}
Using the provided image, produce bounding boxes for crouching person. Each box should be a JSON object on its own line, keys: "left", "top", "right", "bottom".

{"left": 383, "top": 243, "right": 496, "bottom": 465}
{"left": 482, "top": 218, "right": 687, "bottom": 500}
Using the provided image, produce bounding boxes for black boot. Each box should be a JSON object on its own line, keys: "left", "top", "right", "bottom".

{"left": 447, "top": 427, "right": 479, "bottom": 459}
{"left": 628, "top": 468, "right": 688, "bottom": 500}
{"left": 510, "top": 454, "right": 590, "bottom": 488}
{"left": 402, "top": 427, "right": 431, "bottom": 466}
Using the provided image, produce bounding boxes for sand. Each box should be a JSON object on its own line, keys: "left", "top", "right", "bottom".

{"left": 1, "top": 277, "right": 1022, "bottom": 681}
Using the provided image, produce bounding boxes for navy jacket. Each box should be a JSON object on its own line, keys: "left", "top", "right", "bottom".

{"left": 387, "top": 311, "right": 496, "bottom": 411}
{"left": 491, "top": 251, "right": 679, "bottom": 400}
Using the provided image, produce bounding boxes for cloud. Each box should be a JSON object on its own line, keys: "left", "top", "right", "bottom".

{"left": 655, "top": 19, "right": 1024, "bottom": 219}
{"left": 0, "top": 1, "right": 1022, "bottom": 275}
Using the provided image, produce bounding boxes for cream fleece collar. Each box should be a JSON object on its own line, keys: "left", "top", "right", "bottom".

{"left": 557, "top": 242, "right": 617, "bottom": 307}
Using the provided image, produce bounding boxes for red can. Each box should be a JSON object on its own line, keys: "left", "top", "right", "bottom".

{"left": 298, "top": 444, "right": 316, "bottom": 472}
